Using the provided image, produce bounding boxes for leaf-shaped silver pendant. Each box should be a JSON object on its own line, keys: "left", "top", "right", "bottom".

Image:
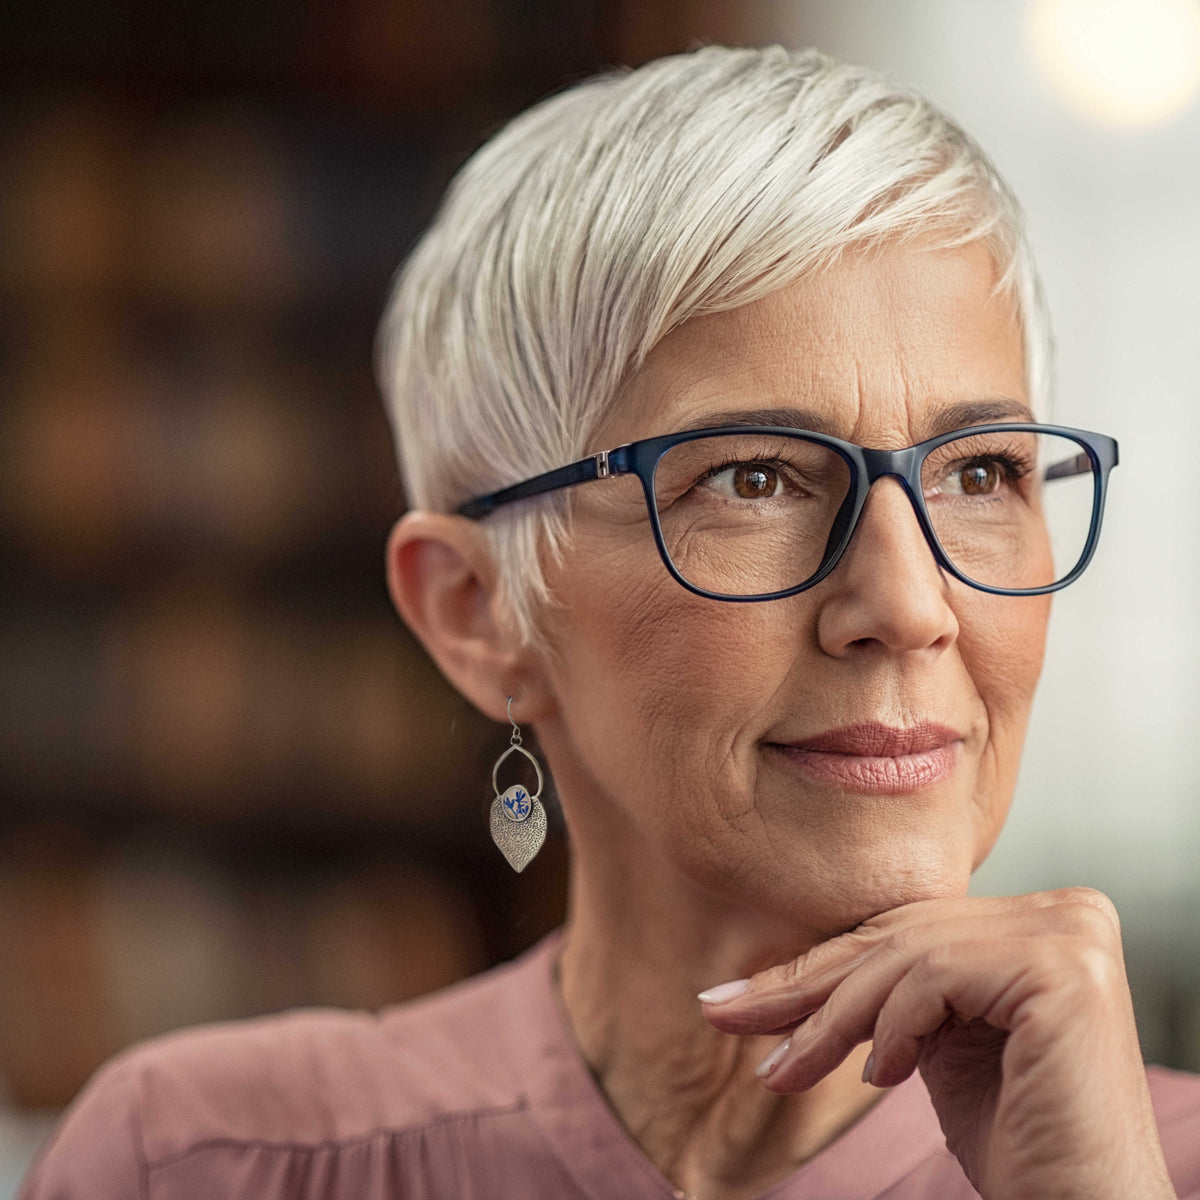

{"left": 490, "top": 785, "right": 547, "bottom": 872}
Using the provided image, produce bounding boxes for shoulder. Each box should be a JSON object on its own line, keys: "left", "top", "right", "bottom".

{"left": 132, "top": 944, "right": 549, "bottom": 1150}
{"left": 20, "top": 934, "right": 560, "bottom": 1196}
{"left": 1148, "top": 1065, "right": 1200, "bottom": 1198}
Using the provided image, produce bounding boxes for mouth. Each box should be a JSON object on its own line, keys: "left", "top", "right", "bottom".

{"left": 766, "top": 721, "right": 962, "bottom": 793}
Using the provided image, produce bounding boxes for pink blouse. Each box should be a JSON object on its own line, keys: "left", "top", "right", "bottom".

{"left": 19, "top": 931, "right": 1200, "bottom": 1199}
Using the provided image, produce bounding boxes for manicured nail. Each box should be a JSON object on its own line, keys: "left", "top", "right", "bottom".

{"left": 861, "top": 1051, "right": 876, "bottom": 1085}
{"left": 756, "top": 1037, "right": 791, "bottom": 1078}
{"left": 697, "top": 978, "right": 751, "bottom": 1004}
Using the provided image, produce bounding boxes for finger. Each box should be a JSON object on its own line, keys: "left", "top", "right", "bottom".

{"left": 702, "top": 905, "right": 1062, "bottom": 1038}
{"left": 753, "top": 935, "right": 931, "bottom": 1091}
{"left": 699, "top": 941, "right": 873, "bottom": 1035}
{"left": 755, "top": 928, "right": 1078, "bottom": 1093}
{"left": 867, "top": 939, "right": 1020, "bottom": 1087}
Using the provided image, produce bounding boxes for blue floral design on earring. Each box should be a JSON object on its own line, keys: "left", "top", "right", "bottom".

{"left": 489, "top": 697, "right": 547, "bottom": 872}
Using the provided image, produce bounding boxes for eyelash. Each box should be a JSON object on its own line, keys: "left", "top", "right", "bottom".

{"left": 695, "top": 455, "right": 795, "bottom": 485}
{"left": 955, "top": 451, "right": 1031, "bottom": 479}
{"left": 928, "top": 451, "right": 1033, "bottom": 497}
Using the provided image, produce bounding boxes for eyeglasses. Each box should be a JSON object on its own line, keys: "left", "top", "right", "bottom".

{"left": 457, "top": 422, "right": 1119, "bottom": 600}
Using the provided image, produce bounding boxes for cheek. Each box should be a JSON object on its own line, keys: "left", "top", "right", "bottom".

{"left": 543, "top": 540, "right": 799, "bottom": 831}
{"left": 958, "top": 591, "right": 1050, "bottom": 853}
{"left": 964, "top": 592, "right": 1050, "bottom": 721}
{"left": 560, "top": 581, "right": 750, "bottom": 763}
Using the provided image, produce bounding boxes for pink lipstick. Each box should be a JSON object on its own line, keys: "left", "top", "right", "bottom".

{"left": 768, "top": 721, "right": 961, "bottom": 793}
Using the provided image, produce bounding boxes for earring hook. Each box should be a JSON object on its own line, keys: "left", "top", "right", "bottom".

{"left": 506, "top": 695, "right": 521, "bottom": 745}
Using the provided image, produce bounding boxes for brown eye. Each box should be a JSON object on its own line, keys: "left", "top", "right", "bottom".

{"left": 732, "top": 464, "right": 779, "bottom": 499}
{"left": 958, "top": 462, "right": 1002, "bottom": 495}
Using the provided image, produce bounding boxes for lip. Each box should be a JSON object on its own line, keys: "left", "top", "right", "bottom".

{"left": 767, "top": 721, "right": 963, "bottom": 793}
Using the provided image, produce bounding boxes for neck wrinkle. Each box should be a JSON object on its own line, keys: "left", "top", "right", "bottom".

{"left": 556, "top": 855, "right": 882, "bottom": 1200}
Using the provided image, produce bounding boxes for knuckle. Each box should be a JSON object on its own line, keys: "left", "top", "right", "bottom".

{"left": 784, "top": 925, "right": 879, "bottom": 986}
{"left": 1062, "top": 887, "right": 1122, "bottom": 938}
{"left": 751, "top": 957, "right": 805, "bottom": 992}
{"left": 922, "top": 940, "right": 958, "bottom": 972}
{"left": 1056, "top": 885, "right": 1118, "bottom": 917}
{"left": 755, "top": 944, "right": 832, "bottom": 992}
{"left": 792, "top": 940, "right": 833, "bottom": 980}
{"left": 1035, "top": 887, "right": 1122, "bottom": 938}
{"left": 909, "top": 942, "right": 954, "bottom": 986}
{"left": 1071, "top": 942, "right": 1123, "bottom": 992}
{"left": 799, "top": 998, "right": 832, "bottom": 1034}
{"left": 882, "top": 926, "right": 921, "bottom": 959}
{"left": 1028, "top": 936, "right": 1121, "bottom": 997}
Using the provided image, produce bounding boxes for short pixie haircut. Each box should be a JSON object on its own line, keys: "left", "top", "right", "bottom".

{"left": 377, "top": 45, "right": 1051, "bottom": 646}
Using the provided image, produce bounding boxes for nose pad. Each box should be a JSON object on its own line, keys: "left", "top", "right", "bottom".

{"left": 821, "top": 491, "right": 858, "bottom": 566}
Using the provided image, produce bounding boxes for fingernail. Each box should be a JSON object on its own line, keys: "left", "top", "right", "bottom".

{"left": 697, "top": 978, "right": 751, "bottom": 1004}
{"left": 756, "top": 1037, "right": 791, "bottom": 1078}
{"left": 861, "top": 1051, "right": 876, "bottom": 1085}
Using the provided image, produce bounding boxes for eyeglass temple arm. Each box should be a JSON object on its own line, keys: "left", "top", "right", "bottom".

{"left": 1044, "top": 451, "right": 1094, "bottom": 482}
{"left": 456, "top": 449, "right": 629, "bottom": 519}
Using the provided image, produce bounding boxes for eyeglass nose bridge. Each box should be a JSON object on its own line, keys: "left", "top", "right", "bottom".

{"left": 822, "top": 444, "right": 950, "bottom": 578}
{"left": 860, "top": 444, "right": 920, "bottom": 482}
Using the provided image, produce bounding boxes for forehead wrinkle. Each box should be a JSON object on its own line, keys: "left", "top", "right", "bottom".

{"left": 608, "top": 242, "right": 1027, "bottom": 448}
{"left": 844, "top": 354, "right": 913, "bottom": 445}
{"left": 643, "top": 390, "right": 1035, "bottom": 448}
{"left": 847, "top": 355, "right": 865, "bottom": 440}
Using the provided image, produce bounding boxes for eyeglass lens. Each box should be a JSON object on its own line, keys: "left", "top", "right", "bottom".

{"left": 650, "top": 430, "right": 1097, "bottom": 596}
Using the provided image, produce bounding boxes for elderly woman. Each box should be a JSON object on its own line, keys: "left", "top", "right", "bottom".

{"left": 20, "top": 44, "right": 1200, "bottom": 1200}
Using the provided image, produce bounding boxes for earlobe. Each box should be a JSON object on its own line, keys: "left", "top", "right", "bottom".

{"left": 385, "top": 512, "right": 544, "bottom": 723}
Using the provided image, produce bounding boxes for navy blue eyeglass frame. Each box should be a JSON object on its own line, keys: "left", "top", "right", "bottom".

{"left": 456, "top": 422, "right": 1119, "bottom": 601}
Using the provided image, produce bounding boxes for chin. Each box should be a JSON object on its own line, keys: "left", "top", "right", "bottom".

{"left": 755, "top": 838, "right": 978, "bottom": 939}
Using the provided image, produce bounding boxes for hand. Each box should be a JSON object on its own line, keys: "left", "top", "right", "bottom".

{"left": 700, "top": 889, "right": 1176, "bottom": 1200}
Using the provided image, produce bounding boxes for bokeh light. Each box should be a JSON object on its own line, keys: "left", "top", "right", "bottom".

{"left": 1026, "top": 0, "right": 1200, "bottom": 129}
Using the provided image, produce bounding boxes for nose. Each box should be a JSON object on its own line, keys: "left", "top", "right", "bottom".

{"left": 816, "top": 477, "right": 959, "bottom": 658}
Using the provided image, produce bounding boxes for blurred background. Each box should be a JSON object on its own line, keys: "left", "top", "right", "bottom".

{"left": 1, "top": 0, "right": 1198, "bottom": 1190}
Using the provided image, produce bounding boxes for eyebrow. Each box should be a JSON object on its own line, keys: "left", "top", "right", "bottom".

{"left": 676, "top": 407, "right": 841, "bottom": 435}
{"left": 673, "top": 399, "right": 1036, "bottom": 440}
{"left": 925, "top": 398, "right": 1037, "bottom": 435}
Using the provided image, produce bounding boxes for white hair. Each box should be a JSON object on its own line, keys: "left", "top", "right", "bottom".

{"left": 377, "top": 44, "right": 1052, "bottom": 647}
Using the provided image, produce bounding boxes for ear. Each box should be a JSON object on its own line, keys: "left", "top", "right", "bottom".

{"left": 386, "top": 512, "right": 554, "bottom": 724}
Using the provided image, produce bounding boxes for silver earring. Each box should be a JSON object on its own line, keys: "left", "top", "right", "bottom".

{"left": 489, "top": 697, "right": 547, "bottom": 872}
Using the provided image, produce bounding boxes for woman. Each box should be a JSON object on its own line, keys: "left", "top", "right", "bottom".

{"left": 21, "top": 45, "right": 1200, "bottom": 1200}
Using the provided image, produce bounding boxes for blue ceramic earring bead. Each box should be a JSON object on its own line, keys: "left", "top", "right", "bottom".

{"left": 501, "top": 784, "right": 533, "bottom": 821}
{"left": 489, "top": 699, "right": 547, "bottom": 872}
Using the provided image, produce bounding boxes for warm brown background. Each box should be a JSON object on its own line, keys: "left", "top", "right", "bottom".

{"left": 0, "top": 0, "right": 707, "bottom": 1112}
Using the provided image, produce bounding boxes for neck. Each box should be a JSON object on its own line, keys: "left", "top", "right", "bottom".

{"left": 557, "top": 849, "right": 881, "bottom": 1200}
